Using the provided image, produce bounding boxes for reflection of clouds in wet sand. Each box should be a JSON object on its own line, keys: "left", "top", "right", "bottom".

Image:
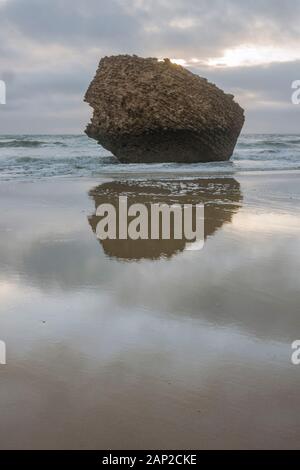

{"left": 0, "top": 279, "right": 298, "bottom": 449}
{"left": 1, "top": 176, "right": 300, "bottom": 449}
{"left": 88, "top": 177, "right": 242, "bottom": 260}
{"left": 0, "top": 177, "right": 299, "bottom": 340}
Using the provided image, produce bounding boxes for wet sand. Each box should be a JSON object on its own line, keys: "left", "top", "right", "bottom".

{"left": 0, "top": 171, "right": 300, "bottom": 449}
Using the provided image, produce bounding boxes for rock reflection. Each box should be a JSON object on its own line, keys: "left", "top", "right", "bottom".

{"left": 88, "top": 177, "right": 242, "bottom": 260}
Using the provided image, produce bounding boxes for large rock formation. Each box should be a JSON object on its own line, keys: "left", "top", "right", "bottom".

{"left": 85, "top": 55, "right": 245, "bottom": 163}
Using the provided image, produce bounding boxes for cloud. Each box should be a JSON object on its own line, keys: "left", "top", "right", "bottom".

{"left": 0, "top": 0, "right": 300, "bottom": 133}
{"left": 2, "top": 0, "right": 142, "bottom": 49}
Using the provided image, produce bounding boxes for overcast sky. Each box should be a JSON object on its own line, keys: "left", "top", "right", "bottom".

{"left": 0, "top": 0, "right": 300, "bottom": 134}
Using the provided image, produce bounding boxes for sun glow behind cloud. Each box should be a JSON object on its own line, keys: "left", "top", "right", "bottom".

{"left": 207, "top": 45, "right": 300, "bottom": 67}
{"left": 170, "top": 58, "right": 187, "bottom": 66}
{"left": 168, "top": 46, "right": 300, "bottom": 69}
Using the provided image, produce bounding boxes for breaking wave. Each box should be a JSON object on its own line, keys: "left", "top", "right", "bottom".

{"left": 0, "top": 134, "right": 300, "bottom": 180}
{"left": 0, "top": 139, "right": 67, "bottom": 148}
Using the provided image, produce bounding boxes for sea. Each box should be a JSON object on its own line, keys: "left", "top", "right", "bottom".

{"left": 0, "top": 133, "right": 300, "bottom": 180}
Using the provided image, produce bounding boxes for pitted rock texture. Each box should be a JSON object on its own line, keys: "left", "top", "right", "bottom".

{"left": 85, "top": 55, "right": 245, "bottom": 163}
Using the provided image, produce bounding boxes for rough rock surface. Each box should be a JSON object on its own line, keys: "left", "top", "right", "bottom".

{"left": 85, "top": 55, "right": 245, "bottom": 163}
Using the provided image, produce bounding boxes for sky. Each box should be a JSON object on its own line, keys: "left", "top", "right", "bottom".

{"left": 0, "top": 0, "right": 300, "bottom": 134}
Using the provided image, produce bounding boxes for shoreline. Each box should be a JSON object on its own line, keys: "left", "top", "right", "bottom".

{"left": 0, "top": 171, "right": 299, "bottom": 448}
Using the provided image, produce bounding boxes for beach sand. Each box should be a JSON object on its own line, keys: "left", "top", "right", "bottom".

{"left": 0, "top": 171, "right": 300, "bottom": 449}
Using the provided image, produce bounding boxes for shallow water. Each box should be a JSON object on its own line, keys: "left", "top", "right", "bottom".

{"left": 0, "top": 170, "right": 300, "bottom": 449}
{"left": 1, "top": 134, "right": 300, "bottom": 180}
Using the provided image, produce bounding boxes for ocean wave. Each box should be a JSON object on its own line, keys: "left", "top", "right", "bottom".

{"left": 13, "top": 155, "right": 117, "bottom": 165}
{"left": 0, "top": 140, "right": 43, "bottom": 148}
{"left": 14, "top": 157, "right": 41, "bottom": 163}
{"left": 238, "top": 140, "right": 300, "bottom": 149}
{"left": 0, "top": 134, "right": 300, "bottom": 180}
{"left": 0, "top": 139, "right": 67, "bottom": 148}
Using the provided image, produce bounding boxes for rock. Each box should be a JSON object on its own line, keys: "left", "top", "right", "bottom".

{"left": 84, "top": 55, "right": 245, "bottom": 163}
